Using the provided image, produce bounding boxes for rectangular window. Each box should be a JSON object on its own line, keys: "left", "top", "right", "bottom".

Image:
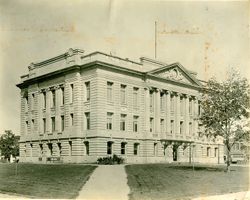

{"left": 85, "top": 81, "right": 90, "bottom": 102}
{"left": 150, "top": 91, "right": 154, "bottom": 111}
{"left": 154, "top": 143, "right": 158, "bottom": 156}
{"left": 107, "top": 112, "right": 113, "bottom": 130}
{"left": 61, "top": 87, "right": 64, "bottom": 105}
{"left": 61, "top": 116, "right": 64, "bottom": 132}
{"left": 48, "top": 143, "right": 53, "bottom": 157}
{"left": 51, "top": 90, "right": 56, "bottom": 108}
{"left": 201, "top": 146, "right": 204, "bottom": 157}
{"left": 207, "top": 147, "right": 211, "bottom": 157}
{"left": 170, "top": 120, "right": 174, "bottom": 134}
{"left": 42, "top": 92, "right": 46, "bottom": 109}
{"left": 58, "top": 143, "right": 62, "bottom": 156}
{"left": 121, "top": 142, "right": 126, "bottom": 155}
{"left": 31, "top": 93, "right": 35, "bottom": 110}
{"left": 214, "top": 148, "right": 218, "bottom": 157}
{"left": 39, "top": 144, "right": 43, "bottom": 156}
{"left": 107, "top": 141, "right": 112, "bottom": 155}
{"left": 120, "top": 114, "right": 126, "bottom": 131}
{"left": 84, "top": 142, "right": 89, "bottom": 155}
{"left": 189, "top": 122, "right": 192, "bottom": 135}
{"left": 160, "top": 92, "right": 164, "bottom": 111}
{"left": 133, "top": 116, "right": 139, "bottom": 132}
{"left": 31, "top": 119, "right": 34, "bottom": 132}
{"left": 160, "top": 119, "right": 164, "bottom": 133}
{"left": 133, "top": 87, "right": 139, "bottom": 108}
{"left": 70, "top": 84, "right": 74, "bottom": 103}
{"left": 107, "top": 82, "right": 113, "bottom": 102}
{"left": 180, "top": 121, "right": 184, "bottom": 134}
{"left": 85, "top": 112, "right": 90, "bottom": 130}
{"left": 43, "top": 118, "right": 46, "bottom": 134}
{"left": 51, "top": 117, "right": 55, "bottom": 132}
{"left": 170, "top": 95, "right": 174, "bottom": 112}
{"left": 25, "top": 121, "right": 28, "bottom": 134}
{"left": 120, "top": 84, "right": 126, "bottom": 104}
{"left": 134, "top": 143, "right": 139, "bottom": 155}
{"left": 70, "top": 113, "right": 74, "bottom": 126}
{"left": 69, "top": 141, "right": 72, "bottom": 156}
{"left": 150, "top": 118, "right": 154, "bottom": 132}
{"left": 29, "top": 144, "right": 33, "bottom": 159}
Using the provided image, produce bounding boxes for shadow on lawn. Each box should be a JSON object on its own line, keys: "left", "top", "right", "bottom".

{"left": 168, "top": 165, "right": 226, "bottom": 172}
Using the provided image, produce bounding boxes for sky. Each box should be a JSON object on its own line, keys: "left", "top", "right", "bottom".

{"left": 0, "top": 0, "right": 249, "bottom": 135}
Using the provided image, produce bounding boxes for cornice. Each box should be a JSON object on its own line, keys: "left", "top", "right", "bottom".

{"left": 16, "top": 58, "right": 204, "bottom": 93}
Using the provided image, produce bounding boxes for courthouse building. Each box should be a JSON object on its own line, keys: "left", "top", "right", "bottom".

{"left": 16, "top": 48, "right": 224, "bottom": 164}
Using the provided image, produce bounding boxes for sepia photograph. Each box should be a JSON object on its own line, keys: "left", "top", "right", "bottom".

{"left": 0, "top": 0, "right": 249, "bottom": 199}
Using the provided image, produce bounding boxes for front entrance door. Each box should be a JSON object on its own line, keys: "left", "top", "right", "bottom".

{"left": 173, "top": 145, "right": 178, "bottom": 161}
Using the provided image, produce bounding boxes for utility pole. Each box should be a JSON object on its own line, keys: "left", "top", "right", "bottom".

{"left": 155, "top": 21, "right": 157, "bottom": 59}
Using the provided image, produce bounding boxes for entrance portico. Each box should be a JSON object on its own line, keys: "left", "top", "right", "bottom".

{"left": 161, "top": 140, "right": 194, "bottom": 162}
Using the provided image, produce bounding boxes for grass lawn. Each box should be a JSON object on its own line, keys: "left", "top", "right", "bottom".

{"left": 0, "top": 163, "right": 97, "bottom": 199}
{"left": 125, "top": 164, "right": 249, "bottom": 200}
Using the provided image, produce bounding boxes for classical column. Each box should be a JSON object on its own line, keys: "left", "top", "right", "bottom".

{"left": 55, "top": 85, "right": 60, "bottom": 133}
{"left": 144, "top": 88, "right": 150, "bottom": 134}
{"left": 38, "top": 90, "right": 43, "bottom": 135}
{"left": 165, "top": 90, "right": 171, "bottom": 137}
{"left": 185, "top": 95, "right": 190, "bottom": 138}
{"left": 45, "top": 88, "right": 51, "bottom": 134}
{"left": 74, "top": 71, "right": 83, "bottom": 135}
{"left": 155, "top": 88, "right": 161, "bottom": 134}
{"left": 176, "top": 93, "right": 180, "bottom": 135}
{"left": 193, "top": 97, "right": 199, "bottom": 138}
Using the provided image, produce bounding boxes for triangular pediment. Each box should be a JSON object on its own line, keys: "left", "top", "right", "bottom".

{"left": 148, "top": 63, "right": 201, "bottom": 86}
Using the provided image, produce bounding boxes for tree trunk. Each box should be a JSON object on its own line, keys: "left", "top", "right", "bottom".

{"left": 226, "top": 144, "right": 231, "bottom": 172}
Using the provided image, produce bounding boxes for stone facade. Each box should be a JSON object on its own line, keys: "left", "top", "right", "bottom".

{"left": 16, "top": 48, "right": 224, "bottom": 164}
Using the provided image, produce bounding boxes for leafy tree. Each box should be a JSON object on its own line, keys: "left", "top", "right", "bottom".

{"left": 199, "top": 69, "right": 250, "bottom": 171}
{"left": 0, "top": 130, "right": 19, "bottom": 161}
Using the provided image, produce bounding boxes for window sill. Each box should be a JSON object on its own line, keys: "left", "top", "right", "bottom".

{"left": 84, "top": 101, "right": 90, "bottom": 106}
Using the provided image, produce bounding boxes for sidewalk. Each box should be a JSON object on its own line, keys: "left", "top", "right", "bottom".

{"left": 192, "top": 191, "right": 250, "bottom": 200}
{"left": 0, "top": 193, "right": 29, "bottom": 199}
{"left": 76, "top": 165, "right": 130, "bottom": 200}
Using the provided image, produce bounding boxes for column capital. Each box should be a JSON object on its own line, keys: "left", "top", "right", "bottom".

{"left": 170, "top": 91, "right": 178, "bottom": 96}
{"left": 175, "top": 92, "right": 182, "bottom": 97}
{"left": 59, "top": 84, "right": 65, "bottom": 88}
{"left": 161, "top": 89, "right": 170, "bottom": 94}
{"left": 179, "top": 93, "right": 187, "bottom": 98}
{"left": 164, "top": 90, "right": 171, "bottom": 94}
{"left": 40, "top": 88, "right": 50, "bottom": 93}
{"left": 190, "top": 95, "right": 197, "bottom": 100}
{"left": 54, "top": 85, "right": 61, "bottom": 90}
{"left": 155, "top": 88, "right": 160, "bottom": 93}
{"left": 185, "top": 94, "right": 192, "bottom": 99}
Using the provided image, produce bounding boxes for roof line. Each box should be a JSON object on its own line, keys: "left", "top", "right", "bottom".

{"left": 81, "top": 51, "right": 142, "bottom": 65}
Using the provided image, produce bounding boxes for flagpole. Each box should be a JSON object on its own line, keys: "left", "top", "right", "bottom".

{"left": 155, "top": 21, "right": 157, "bottom": 59}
